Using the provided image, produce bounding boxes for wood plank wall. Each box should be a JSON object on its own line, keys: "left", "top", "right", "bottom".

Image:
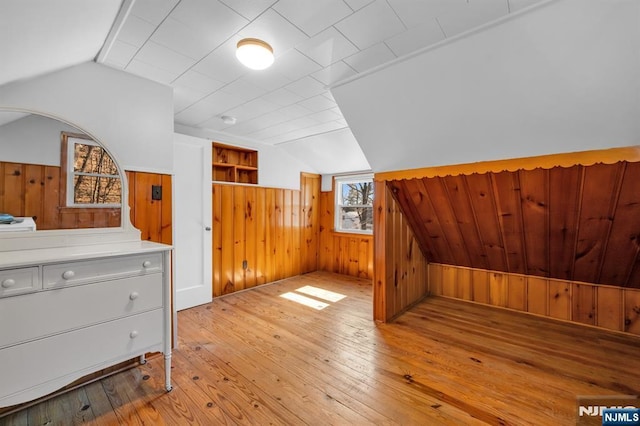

{"left": 373, "top": 181, "right": 429, "bottom": 322}
{"left": 429, "top": 263, "right": 640, "bottom": 336}
{"left": 387, "top": 161, "right": 640, "bottom": 289}
{"left": 126, "top": 171, "right": 172, "bottom": 245}
{"left": 0, "top": 161, "right": 120, "bottom": 229}
{"left": 212, "top": 173, "right": 320, "bottom": 297}
{"left": 318, "top": 186, "right": 374, "bottom": 280}
{"left": 0, "top": 162, "right": 171, "bottom": 241}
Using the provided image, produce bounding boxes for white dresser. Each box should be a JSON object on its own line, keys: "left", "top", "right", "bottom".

{"left": 0, "top": 241, "right": 173, "bottom": 408}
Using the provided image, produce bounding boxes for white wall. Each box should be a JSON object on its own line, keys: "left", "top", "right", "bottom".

{"left": 175, "top": 124, "right": 314, "bottom": 190}
{"left": 0, "top": 114, "right": 79, "bottom": 166}
{"left": 332, "top": 0, "right": 640, "bottom": 172}
{"left": 0, "top": 62, "right": 174, "bottom": 174}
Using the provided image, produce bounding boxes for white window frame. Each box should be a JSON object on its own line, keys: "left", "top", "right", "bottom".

{"left": 66, "top": 136, "right": 121, "bottom": 208}
{"left": 334, "top": 173, "right": 374, "bottom": 235}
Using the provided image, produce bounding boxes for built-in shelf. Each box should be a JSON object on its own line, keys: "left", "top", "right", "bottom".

{"left": 212, "top": 142, "right": 258, "bottom": 184}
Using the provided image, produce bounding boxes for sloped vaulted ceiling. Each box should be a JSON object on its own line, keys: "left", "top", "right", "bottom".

{"left": 331, "top": 0, "right": 640, "bottom": 173}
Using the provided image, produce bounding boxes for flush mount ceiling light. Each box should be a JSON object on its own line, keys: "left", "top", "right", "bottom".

{"left": 236, "top": 38, "right": 274, "bottom": 70}
{"left": 221, "top": 115, "right": 237, "bottom": 125}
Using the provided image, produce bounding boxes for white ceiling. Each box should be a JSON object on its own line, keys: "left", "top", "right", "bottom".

{"left": 100, "top": 0, "right": 545, "bottom": 171}
{"left": 0, "top": 0, "right": 121, "bottom": 86}
{"left": 332, "top": 0, "right": 640, "bottom": 172}
{"left": 0, "top": 0, "right": 552, "bottom": 174}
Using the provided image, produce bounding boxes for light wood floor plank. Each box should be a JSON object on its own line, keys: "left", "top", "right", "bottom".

{"left": 2, "top": 271, "right": 639, "bottom": 425}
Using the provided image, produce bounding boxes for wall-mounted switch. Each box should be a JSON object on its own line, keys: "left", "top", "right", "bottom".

{"left": 242, "top": 260, "right": 248, "bottom": 270}
{"left": 152, "top": 185, "right": 162, "bottom": 201}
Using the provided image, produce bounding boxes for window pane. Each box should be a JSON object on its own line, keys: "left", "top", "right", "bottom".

{"left": 73, "top": 175, "right": 122, "bottom": 204}
{"left": 341, "top": 181, "right": 374, "bottom": 206}
{"left": 74, "top": 143, "right": 118, "bottom": 175}
{"left": 339, "top": 207, "right": 373, "bottom": 231}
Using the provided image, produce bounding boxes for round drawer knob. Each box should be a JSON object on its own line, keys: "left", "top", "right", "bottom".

{"left": 129, "top": 331, "right": 139, "bottom": 339}
{"left": 129, "top": 291, "right": 139, "bottom": 300}
{"left": 142, "top": 260, "right": 152, "bottom": 268}
{"left": 62, "top": 270, "right": 75, "bottom": 280}
{"left": 1, "top": 279, "right": 16, "bottom": 288}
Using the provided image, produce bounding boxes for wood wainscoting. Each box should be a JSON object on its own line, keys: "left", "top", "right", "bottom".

{"left": 126, "top": 171, "right": 172, "bottom": 244}
{"left": 429, "top": 263, "right": 640, "bottom": 336}
{"left": 211, "top": 173, "right": 320, "bottom": 297}
{"left": 373, "top": 181, "right": 429, "bottom": 322}
{"left": 318, "top": 187, "right": 374, "bottom": 280}
{"left": 0, "top": 161, "right": 120, "bottom": 229}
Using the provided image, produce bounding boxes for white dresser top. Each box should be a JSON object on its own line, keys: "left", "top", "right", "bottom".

{"left": 0, "top": 241, "right": 172, "bottom": 269}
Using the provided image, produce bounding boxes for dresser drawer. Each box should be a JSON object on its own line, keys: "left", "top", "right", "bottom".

{"left": 0, "top": 267, "right": 39, "bottom": 298}
{"left": 0, "top": 274, "right": 163, "bottom": 348}
{"left": 43, "top": 253, "right": 162, "bottom": 289}
{"left": 0, "top": 309, "right": 163, "bottom": 403}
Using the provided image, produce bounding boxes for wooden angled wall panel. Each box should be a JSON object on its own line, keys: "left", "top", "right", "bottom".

{"left": 548, "top": 166, "right": 582, "bottom": 280}
{"left": 442, "top": 175, "right": 488, "bottom": 270}
{"left": 518, "top": 168, "right": 548, "bottom": 276}
{"left": 573, "top": 163, "right": 623, "bottom": 284}
{"left": 465, "top": 173, "right": 507, "bottom": 271}
{"left": 491, "top": 171, "right": 527, "bottom": 275}
{"left": 600, "top": 161, "right": 640, "bottom": 285}
{"left": 384, "top": 159, "right": 640, "bottom": 289}
{"left": 430, "top": 263, "right": 640, "bottom": 336}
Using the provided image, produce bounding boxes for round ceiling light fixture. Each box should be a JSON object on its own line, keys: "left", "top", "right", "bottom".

{"left": 221, "top": 115, "right": 237, "bottom": 125}
{"left": 236, "top": 38, "right": 274, "bottom": 70}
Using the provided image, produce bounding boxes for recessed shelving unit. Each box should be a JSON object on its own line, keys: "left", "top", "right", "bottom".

{"left": 212, "top": 142, "right": 258, "bottom": 184}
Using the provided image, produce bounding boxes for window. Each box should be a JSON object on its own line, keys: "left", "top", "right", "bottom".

{"left": 62, "top": 134, "right": 121, "bottom": 207}
{"left": 335, "top": 174, "right": 374, "bottom": 234}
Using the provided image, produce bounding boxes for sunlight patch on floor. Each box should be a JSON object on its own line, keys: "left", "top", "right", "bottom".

{"left": 295, "top": 285, "right": 347, "bottom": 302}
{"left": 280, "top": 292, "right": 330, "bottom": 310}
{"left": 279, "top": 285, "right": 347, "bottom": 310}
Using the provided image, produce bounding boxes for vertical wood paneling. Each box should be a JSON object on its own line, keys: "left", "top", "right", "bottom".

{"left": 422, "top": 178, "right": 470, "bottom": 266}
{"left": 596, "top": 286, "right": 622, "bottom": 331}
{"left": 465, "top": 174, "right": 507, "bottom": 271}
{"left": 572, "top": 284, "right": 596, "bottom": 325}
{"left": 220, "top": 185, "right": 235, "bottom": 295}
{"left": 373, "top": 181, "right": 429, "bottom": 322}
{"left": 442, "top": 175, "right": 488, "bottom": 269}
{"left": 548, "top": 166, "right": 581, "bottom": 280}
{"left": 600, "top": 162, "right": 640, "bottom": 285}
{"left": 387, "top": 160, "right": 640, "bottom": 289}
{"left": 492, "top": 171, "right": 526, "bottom": 274}
{"left": 373, "top": 180, "right": 388, "bottom": 321}
{"left": 548, "top": 280, "right": 571, "bottom": 321}
{"left": 507, "top": 275, "right": 526, "bottom": 311}
{"left": 0, "top": 161, "right": 131, "bottom": 230}
{"left": 211, "top": 173, "right": 320, "bottom": 298}
{"left": 318, "top": 183, "right": 374, "bottom": 280}
{"left": 434, "top": 263, "right": 639, "bottom": 336}
{"left": 526, "top": 276, "right": 547, "bottom": 316}
{"left": 255, "top": 188, "right": 267, "bottom": 286}
{"left": 301, "top": 173, "right": 320, "bottom": 274}
{"left": 624, "top": 290, "right": 640, "bottom": 334}
{"left": 472, "top": 269, "right": 489, "bottom": 304}
{"left": 489, "top": 272, "right": 507, "bottom": 307}
{"left": 518, "top": 168, "right": 548, "bottom": 276}
{"left": 573, "top": 163, "right": 623, "bottom": 283}
{"left": 244, "top": 186, "right": 257, "bottom": 290}
{"left": 212, "top": 185, "right": 223, "bottom": 297}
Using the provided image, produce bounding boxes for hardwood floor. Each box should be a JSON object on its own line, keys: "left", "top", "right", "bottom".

{"left": 2, "top": 271, "right": 639, "bottom": 425}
